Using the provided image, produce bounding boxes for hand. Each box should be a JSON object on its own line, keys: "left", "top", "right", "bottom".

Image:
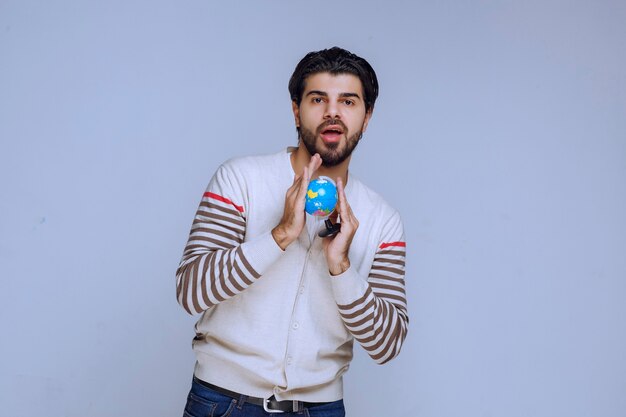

{"left": 323, "top": 177, "right": 358, "bottom": 275}
{"left": 272, "top": 154, "right": 322, "bottom": 250}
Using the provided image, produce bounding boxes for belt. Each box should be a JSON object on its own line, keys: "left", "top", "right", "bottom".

{"left": 193, "top": 377, "right": 331, "bottom": 413}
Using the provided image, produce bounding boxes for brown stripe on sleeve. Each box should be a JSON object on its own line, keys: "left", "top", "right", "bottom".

{"left": 186, "top": 235, "right": 235, "bottom": 250}
{"left": 209, "top": 251, "right": 226, "bottom": 304}
{"left": 180, "top": 263, "right": 192, "bottom": 314}
{"left": 182, "top": 244, "right": 211, "bottom": 258}
{"left": 368, "top": 279, "right": 406, "bottom": 293}
{"left": 195, "top": 212, "right": 246, "bottom": 228}
{"left": 347, "top": 324, "right": 373, "bottom": 338}
{"left": 182, "top": 243, "right": 210, "bottom": 253}
{"left": 371, "top": 316, "right": 404, "bottom": 362}
{"left": 338, "top": 297, "right": 375, "bottom": 320}
{"left": 192, "top": 227, "right": 243, "bottom": 245}
{"left": 354, "top": 303, "right": 388, "bottom": 344}
{"left": 370, "top": 292, "right": 406, "bottom": 305}
{"left": 217, "top": 251, "right": 236, "bottom": 299}
{"left": 342, "top": 307, "right": 376, "bottom": 330}
{"left": 200, "top": 254, "right": 212, "bottom": 307}
{"left": 193, "top": 220, "right": 244, "bottom": 237}
{"left": 365, "top": 302, "right": 392, "bottom": 351}
{"left": 236, "top": 247, "right": 261, "bottom": 279}
{"left": 367, "top": 272, "right": 403, "bottom": 281}
{"left": 377, "top": 249, "right": 406, "bottom": 257}
{"left": 199, "top": 201, "right": 245, "bottom": 218}
{"left": 190, "top": 262, "right": 203, "bottom": 314}
{"left": 369, "top": 282, "right": 406, "bottom": 296}
{"left": 233, "top": 259, "right": 255, "bottom": 287}
{"left": 370, "top": 264, "right": 404, "bottom": 276}
{"left": 367, "top": 275, "right": 405, "bottom": 285}
{"left": 338, "top": 286, "right": 373, "bottom": 311}
{"left": 373, "top": 257, "right": 406, "bottom": 267}
{"left": 176, "top": 265, "right": 185, "bottom": 300}
{"left": 226, "top": 254, "right": 245, "bottom": 292}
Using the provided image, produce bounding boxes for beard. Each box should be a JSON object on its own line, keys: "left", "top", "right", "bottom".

{"left": 299, "top": 118, "right": 364, "bottom": 167}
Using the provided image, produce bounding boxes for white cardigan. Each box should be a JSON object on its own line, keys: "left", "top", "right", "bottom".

{"left": 176, "top": 148, "right": 408, "bottom": 402}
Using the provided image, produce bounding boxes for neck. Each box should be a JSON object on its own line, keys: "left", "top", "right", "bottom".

{"left": 291, "top": 143, "right": 350, "bottom": 185}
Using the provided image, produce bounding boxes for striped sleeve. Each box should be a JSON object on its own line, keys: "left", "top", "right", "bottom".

{"left": 332, "top": 214, "right": 408, "bottom": 364}
{"left": 175, "top": 164, "right": 274, "bottom": 315}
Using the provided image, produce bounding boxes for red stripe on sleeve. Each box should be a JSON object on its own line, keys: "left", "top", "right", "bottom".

{"left": 379, "top": 241, "right": 406, "bottom": 249}
{"left": 204, "top": 192, "right": 244, "bottom": 213}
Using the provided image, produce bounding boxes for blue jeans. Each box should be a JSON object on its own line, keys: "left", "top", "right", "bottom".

{"left": 183, "top": 377, "right": 346, "bottom": 417}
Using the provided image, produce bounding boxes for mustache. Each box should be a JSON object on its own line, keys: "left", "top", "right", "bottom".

{"left": 316, "top": 118, "right": 348, "bottom": 134}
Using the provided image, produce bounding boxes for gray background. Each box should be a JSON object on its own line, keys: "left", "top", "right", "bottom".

{"left": 1, "top": 1, "right": 625, "bottom": 416}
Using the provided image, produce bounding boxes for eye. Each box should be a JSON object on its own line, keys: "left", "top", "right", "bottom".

{"left": 343, "top": 99, "right": 354, "bottom": 106}
{"left": 312, "top": 97, "right": 324, "bottom": 104}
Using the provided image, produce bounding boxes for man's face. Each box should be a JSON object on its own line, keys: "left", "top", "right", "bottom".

{"left": 293, "top": 72, "right": 372, "bottom": 167}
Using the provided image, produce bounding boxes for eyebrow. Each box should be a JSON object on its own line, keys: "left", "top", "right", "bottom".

{"left": 305, "top": 90, "right": 362, "bottom": 100}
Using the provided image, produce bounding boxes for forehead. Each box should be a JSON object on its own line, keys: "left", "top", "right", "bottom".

{"left": 303, "top": 72, "right": 364, "bottom": 96}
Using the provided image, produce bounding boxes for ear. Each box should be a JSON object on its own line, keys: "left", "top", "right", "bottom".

{"left": 361, "top": 108, "right": 373, "bottom": 134}
{"left": 291, "top": 101, "right": 300, "bottom": 128}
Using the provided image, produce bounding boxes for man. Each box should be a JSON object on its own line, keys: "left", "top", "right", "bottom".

{"left": 177, "top": 47, "right": 408, "bottom": 416}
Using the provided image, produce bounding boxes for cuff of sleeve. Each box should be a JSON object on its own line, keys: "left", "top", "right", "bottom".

{"left": 330, "top": 266, "right": 369, "bottom": 306}
{"left": 240, "top": 231, "right": 285, "bottom": 276}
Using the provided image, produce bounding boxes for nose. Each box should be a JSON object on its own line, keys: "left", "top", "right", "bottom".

{"left": 324, "top": 101, "right": 340, "bottom": 120}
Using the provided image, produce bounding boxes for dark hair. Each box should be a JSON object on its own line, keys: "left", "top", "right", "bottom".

{"left": 288, "top": 47, "right": 379, "bottom": 113}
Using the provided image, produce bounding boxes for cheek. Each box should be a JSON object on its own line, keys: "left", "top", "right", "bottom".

{"left": 300, "top": 112, "right": 320, "bottom": 128}
{"left": 348, "top": 114, "right": 367, "bottom": 130}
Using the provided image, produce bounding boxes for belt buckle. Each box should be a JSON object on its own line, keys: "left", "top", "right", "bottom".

{"left": 263, "top": 397, "right": 285, "bottom": 413}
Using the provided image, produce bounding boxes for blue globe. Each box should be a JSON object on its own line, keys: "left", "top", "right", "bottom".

{"left": 305, "top": 176, "right": 338, "bottom": 217}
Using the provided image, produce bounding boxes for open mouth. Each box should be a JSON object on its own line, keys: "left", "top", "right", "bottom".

{"left": 320, "top": 125, "right": 345, "bottom": 143}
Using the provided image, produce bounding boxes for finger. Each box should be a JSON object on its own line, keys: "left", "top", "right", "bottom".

{"left": 336, "top": 177, "right": 357, "bottom": 225}
{"left": 307, "top": 153, "right": 318, "bottom": 171}
{"left": 304, "top": 153, "right": 320, "bottom": 184}
{"left": 335, "top": 177, "right": 349, "bottom": 219}
{"left": 289, "top": 171, "right": 303, "bottom": 193}
{"left": 308, "top": 153, "right": 322, "bottom": 175}
{"left": 298, "top": 166, "right": 310, "bottom": 196}
{"left": 336, "top": 177, "right": 346, "bottom": 204}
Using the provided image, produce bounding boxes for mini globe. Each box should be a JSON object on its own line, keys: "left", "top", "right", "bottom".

{"left": 305, "top": 176, "right": 338, "bottom": 217}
